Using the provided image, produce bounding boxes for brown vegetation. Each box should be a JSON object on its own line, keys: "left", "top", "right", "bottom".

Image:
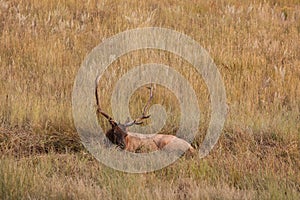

{"left": 0, "top": 0, "right": 299, "bottom": 199}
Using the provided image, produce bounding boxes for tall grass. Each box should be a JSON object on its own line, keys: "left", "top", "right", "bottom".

{"left": 0, "top": 0, "right": 299, "bottom": 199}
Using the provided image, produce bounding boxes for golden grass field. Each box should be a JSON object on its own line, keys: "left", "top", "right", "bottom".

{"left": 0, "top": 0, "right": 299, "bottom": 199}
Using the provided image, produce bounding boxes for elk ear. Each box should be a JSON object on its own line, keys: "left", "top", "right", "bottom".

{"left": 119, "top": 124, "right": 128, "bottom": 134}
{"left": 122, "top": 131, "right": 128, "bottom": 137}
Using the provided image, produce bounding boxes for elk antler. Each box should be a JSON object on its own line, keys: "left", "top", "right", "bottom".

{"left": 124, "top": 85, "right": 154, "bottom": 127}
{"left": 95, "top": 75, "right": 118, "bottom": 126}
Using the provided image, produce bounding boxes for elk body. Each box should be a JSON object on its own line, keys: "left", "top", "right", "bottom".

{"left": 96, "top": 81, "right": 195, "bottom": 156}
{"left": 105, "top": 123, "right": 195, "bottom": 155}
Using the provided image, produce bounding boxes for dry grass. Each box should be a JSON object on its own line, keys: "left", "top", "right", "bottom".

{"left": 0, "top": 0, "right": 299, "bottom": 199}
{"left": 0, "top": 153, "right": 258, "bottom": 200}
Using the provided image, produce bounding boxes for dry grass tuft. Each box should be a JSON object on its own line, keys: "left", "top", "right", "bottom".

{"left": 0, "top": 0, "right": 299, "bottom": 199}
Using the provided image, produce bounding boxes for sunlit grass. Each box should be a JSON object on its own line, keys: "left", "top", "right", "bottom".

{"left": 0, "top": 0, "right": 299, "bottom": 199}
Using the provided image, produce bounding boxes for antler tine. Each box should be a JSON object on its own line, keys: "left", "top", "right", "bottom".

{"left": 125, "top": 84, "right": 154, "bottom": 127}
{"left": 95, "top": 75, "right": 117, "bottom": 126}
{"left": 142, "top": 86, "right": 153, "bottom": 117}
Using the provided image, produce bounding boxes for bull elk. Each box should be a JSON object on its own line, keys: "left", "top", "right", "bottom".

{"left": 95, "top": 80, "right": 195, "bottom": 156}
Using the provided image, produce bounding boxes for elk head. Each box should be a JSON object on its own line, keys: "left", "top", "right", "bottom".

{"left": 95, "top": 78, "right": 154, "bottom": 149}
